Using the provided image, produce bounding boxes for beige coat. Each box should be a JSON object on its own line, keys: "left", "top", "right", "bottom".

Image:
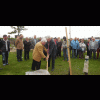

{"left": 15, "top": 38, "right": 23, "bottom": 50}
{"left": 33, "top": 42, "right": 47, "bottom": 62}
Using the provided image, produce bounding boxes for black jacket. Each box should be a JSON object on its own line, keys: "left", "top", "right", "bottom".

{"left": 23, "top": 40, "right": 31, "bottom": 51}
{"left": 45, "top": 39, "right": 56, "bottom": 56}
{"left": 0, "top": 39, "right": 3, "bottom": 55}
{"left": 1, "top": 39, "right": 10, "bottom": 52}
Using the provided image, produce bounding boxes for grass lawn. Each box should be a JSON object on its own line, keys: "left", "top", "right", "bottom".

{"left": 0, "top": 50, "right": 100, "bottom": 75}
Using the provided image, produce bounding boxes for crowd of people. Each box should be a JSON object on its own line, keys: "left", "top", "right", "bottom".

{"left": 0, "top": 34, "right": 100, "bottom": 71}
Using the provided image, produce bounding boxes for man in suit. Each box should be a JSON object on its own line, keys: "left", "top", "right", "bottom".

{"left": 45, "top": 36, "right": 56, "bottom": 71}
{"left": 54, "top": 37, "right": 58, "bottom": 59}
{"left": 15, "top": 34, "right": 23, "bottom": 62}
{"left": 97, "top": 39, "right": 100, "bottom": 59}
{"left": 57, "top": 39, "right": 62, "bottom": 57}
{"left": 30, "top": 35, "right": 38, "bottom": 49}
{"left": 23, "top": 37, "right": 31, "bottom": 60}
{"left": 31, "top": 38, "right": 49, "bottom": 71}
{"left": 89, "top": 38, "right": 98, "bottom": 60}
{"left": 0, "top": 39, "right": 3, "bottom": 55}
{"left": 86, "top": 39, "right": 90, "bottom": 58}
{"left": 1, "top": 35, "right": 10, "bottom": 66}
{"left": 0, "top": 39, "right": 3, "bottom": 69}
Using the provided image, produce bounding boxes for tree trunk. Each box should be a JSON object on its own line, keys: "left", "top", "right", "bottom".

{"left": 18, "top": 26, "right": 20, "bottom": 35}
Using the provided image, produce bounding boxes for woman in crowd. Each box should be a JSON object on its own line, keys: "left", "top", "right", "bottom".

{"left": 57, "top": 39, "right": 62, "bottom": 57}
{"left": 79, "top": 39, "right": 86, "bottom": 59}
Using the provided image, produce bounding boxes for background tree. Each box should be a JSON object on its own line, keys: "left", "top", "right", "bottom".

{"left": 8, "top": 26, "right": 27, "bottom": 36}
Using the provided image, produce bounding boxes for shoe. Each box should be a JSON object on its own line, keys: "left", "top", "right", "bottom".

{"left": 0, "top": 68, "right": 3, "bottom": 70}
{"left": 6, "top": 63, "right": 9, "bottom": 65}
{"left": 51, "top": 68, "right": 54, "bottom": 71}
{"left": 3, "top": 64, "right": 6, "bottom": 66}
{"left": 17, "top": 60, "right": 20, "bottom": 62}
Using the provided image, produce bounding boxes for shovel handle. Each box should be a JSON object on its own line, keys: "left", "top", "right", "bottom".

{"left": 46, "top": 54, "right": 49, "bottom": 71}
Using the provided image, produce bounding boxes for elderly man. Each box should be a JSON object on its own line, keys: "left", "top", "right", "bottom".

{"left": 45, "top": 36, "right": 56, "bottom": 71}
{"left": 0, "top": 39, "right": 3, "bottom": 69}
{"left": 15, "top": 34, "right": 23, "bottom": 62}
{"left": 71, "top": 37, "right": 79, "bottom": 58}
{"left": 97, "top": 39, "right": 100, "bottom": 59}
{"left": 89, "top": 38, "right": 98, "bottom": 60}
{"left": 31, "top": 35, "right": 38, "bottom": 49}
{"left": 54, "top": 37, "right": 58, "bottom": 59}
{"left": 0, "top": 39, "right": 3, "bottom": 55}
{"left": 57, "top": 39, "right": 62, "bottom": 57}
{"left": 23, "top": 37, "right": 31, "bottom": 60}
{"left": 32, "top": 38, "right": 49, "bottom": 71}
{"left": 0, "top": 35, "right": 10, "bottom": 66}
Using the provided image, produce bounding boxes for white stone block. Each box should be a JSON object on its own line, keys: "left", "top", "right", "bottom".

{"left": 25, "top": 69, "right": 50, "bottom": 75}
{"left": 83, "top": 60, "right": 89, "bottom": 73}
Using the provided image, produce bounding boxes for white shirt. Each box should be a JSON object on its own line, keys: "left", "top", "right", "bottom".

{"left": 3, "top": 39, "right": 8, "bottom": 51}
{"left": 34, "top": 39, "right": 36, "bottom": 45}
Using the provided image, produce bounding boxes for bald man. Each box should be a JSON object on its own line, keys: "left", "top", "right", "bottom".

{"left": 89, "top": 38, "right": 98, "bottom": 60}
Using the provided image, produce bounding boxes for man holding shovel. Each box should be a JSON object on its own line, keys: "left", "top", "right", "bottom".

{"left": 31, "top": 38, "right": 49, "bottom": 71}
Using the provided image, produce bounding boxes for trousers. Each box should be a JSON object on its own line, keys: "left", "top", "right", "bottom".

{"left": 24, "top": 51, "right": 29, "bottom": 60}
{"left": 72, "top": 49, "right": 77, "bottom": 58}
{"left": 90, "top": 49, "right": 96, "bottom": 59}
{"left": 63, "top": 48, "right": 68, "bottom": 61}
{"left": 32, "top": 59, "right": 41, "bottom": 70}
{"left": 2, "top": 51, "right": 9, "bottom": 64}
{"left": 97, "top": 48, "right": 100, "bottom": 59}
{"left": 17, "top": 49, "right": 22, "bottom": 61}
{"left": 48, "top": 54, "right": 55, "bottom": 69}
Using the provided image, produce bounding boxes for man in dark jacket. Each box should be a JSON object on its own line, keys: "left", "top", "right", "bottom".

{"left": 0, "top": 39, "right": 3, "bottom": 55}
{"left": 45, "top": 36, "right": 56, "bottom": 71}
{"left": 1, "top": 35, "right": 10, "bottom": 66}
{"left": 57, "top": 39, "right": 62, "bottom": 57}
{"left": 0, "top": 39, "right": 3, "bottom": 69}
{"left": 54, "top": 37, "right": 58, "bottom": 59}
{"left": 86, "top": 39, "right": 90, "bottom": 58}
{"left": 23, "top": 37, "right": 31, "bottom": 60}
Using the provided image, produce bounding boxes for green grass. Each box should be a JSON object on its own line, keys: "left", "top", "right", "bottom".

{"left": 0, "top": 51, "right": 100, "bottom": 75}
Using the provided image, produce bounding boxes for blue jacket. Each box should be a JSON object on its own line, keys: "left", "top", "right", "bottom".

{"left": 71, "top": 40, "right": 79, "bottom": 49}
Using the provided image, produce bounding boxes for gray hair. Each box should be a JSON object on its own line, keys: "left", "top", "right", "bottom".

{"left": 41, "top": 38, "right": 47, "bottom": 43}
{"left": 45, "top": 35, "right": 51, "bottom": 39}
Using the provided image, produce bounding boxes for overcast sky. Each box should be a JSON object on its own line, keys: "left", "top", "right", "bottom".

{"left": 0, "top": 26, "right": 100, "bottom": 39}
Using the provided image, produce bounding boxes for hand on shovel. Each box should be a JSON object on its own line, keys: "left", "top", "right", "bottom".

{"left": 46, "top": 56, "right": 49, "bottom": 61}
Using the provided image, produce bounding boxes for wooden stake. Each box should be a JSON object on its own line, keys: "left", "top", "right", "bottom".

{"left": 65, "top": 27, "right": 72, "bottom": 75}
{"left": 46, "top": 53, "right": 48, "bottom": 71}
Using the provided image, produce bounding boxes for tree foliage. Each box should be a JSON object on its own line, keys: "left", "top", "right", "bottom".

{"left": 8, "top": 26, "right": 27, "bottom": 35}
